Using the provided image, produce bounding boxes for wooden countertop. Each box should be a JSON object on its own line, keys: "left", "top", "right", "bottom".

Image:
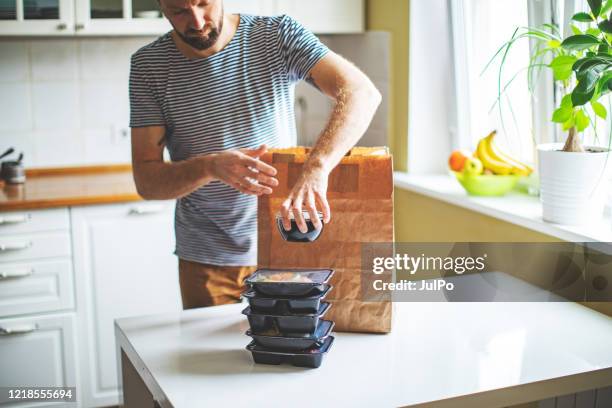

{"left": 0, "top": 165, "right": 142, "bottom": 211}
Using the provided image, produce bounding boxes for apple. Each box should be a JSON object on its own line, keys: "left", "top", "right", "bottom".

{"left": 463, "top": 157, "right": 484, "bottom": 176}
{"left": 448, "top": 149, "right": 472, "bottom": 172}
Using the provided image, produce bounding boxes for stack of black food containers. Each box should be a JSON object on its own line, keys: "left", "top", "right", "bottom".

{"left": 242, "top": 268, "right": 335, "bottom": 368}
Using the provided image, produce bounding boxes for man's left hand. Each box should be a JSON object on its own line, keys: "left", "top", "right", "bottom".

{"left": 279, "top": 165, "right": 331, "bottom": 233}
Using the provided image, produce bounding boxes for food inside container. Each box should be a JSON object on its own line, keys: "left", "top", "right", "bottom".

{"left": 246, "top": 268, "right": 334, "bottom": 297}
{"left": 246, "top": 336, "right": 335, "bottom": 368}
{"left": 276, "top": 211, "right": 324, "bottom": 242}
{"left": 241, "top": 285, "right": 333, "bottom": 314}
{"left": 246, "top": 320, "right": 334, "bottom": 351}
{"left": 242, "top": 302, "right": 331, "bottom": 335}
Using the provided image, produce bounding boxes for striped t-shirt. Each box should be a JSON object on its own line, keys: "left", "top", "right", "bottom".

{"left": 129, "top": 15, "right": 329, "bottom": 266}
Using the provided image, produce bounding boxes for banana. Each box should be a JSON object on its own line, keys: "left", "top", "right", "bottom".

{"left": 484, "top": 131, "right": 533, "bottom": 176}
{"left": 476, "top": 137, "right": 513, "bottom": 175}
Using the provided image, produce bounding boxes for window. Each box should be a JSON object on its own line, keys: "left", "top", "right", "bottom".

{"left": 450, "top": 0, "right": 611, "bottom": 163}
{"left": 451, "top": 0, "right": 537, "bottom": 163}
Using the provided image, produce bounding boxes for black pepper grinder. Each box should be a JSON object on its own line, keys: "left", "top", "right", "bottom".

{"left": 0, "top": 148, "right": 26, "bottom": 184}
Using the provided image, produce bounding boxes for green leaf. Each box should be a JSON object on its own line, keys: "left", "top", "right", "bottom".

{"left": 552, "top": 106, "right": 574, "bottom": 123}
{"left": 548, "top": 39, "right": 561, "bottom": 48}
{"left": 550, "top": 55, "right": 578, "bottom": 80}
{"left": 577, "top": 68, "right": 602, "bottom": 93}
{"left": 561, "top": 94, "right": 573, "bottom": 109}
{"left": 561, "top": 34, "right": 601, "bottom": 51}
{"left": 588, "top": 0, "right": 603, "bottom": 16}
{"left": 596, "top": 72, "right": 612, "bottom": 94}
{"left": 592, "top": 101, "right": 608, "bottom": 118}
{"left": 599, "top": 19, "right": 612, "bottom": 34}
{"left": 563, "top": 114, "right": 576, "bottom": 131}
{"left": 599, "top": 43, "right": 610, "bottom": 54}
{"left": 602, "top": 0, "right": 612, "bottom": 16}
{"left": 586, "top": 27, "right": 602, "bottom": 37}
{"left": 573, "top": 12, "right": 594, "bottom": 22}
{"left": 575, "top": 109, "right": 590, "bottom": 131}
{"left": 571, "top": 24, "right": 584, "bottom": 35}
{"left": 572, "top": 86, "right": 597, "bottom": 106}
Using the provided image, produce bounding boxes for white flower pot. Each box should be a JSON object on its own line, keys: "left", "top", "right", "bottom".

{"left": 537, "top": 143, "right": 611, "bottom": 226}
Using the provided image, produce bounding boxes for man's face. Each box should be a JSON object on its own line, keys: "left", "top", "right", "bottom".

{"left": 160, "top": 0, "right": 224, "bottom": 50}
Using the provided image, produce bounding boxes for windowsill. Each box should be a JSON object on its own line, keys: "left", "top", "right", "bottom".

{"left": 393, "top": 172, "right": 612, "bottom": 243}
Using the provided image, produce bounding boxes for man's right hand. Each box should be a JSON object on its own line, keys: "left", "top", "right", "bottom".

{"left": 206, "top": 145, "right": 279, "bottom": 196}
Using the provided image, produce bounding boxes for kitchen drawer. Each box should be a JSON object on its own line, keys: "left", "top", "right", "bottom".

{"left": 0, "top": 260, "right": 75, "bottom": 318}
{"left": 0, "top": 208, "right": 70, "bottom": 236}
{"left": 0, "top": 232, "right": 71, "bottom": 263}
{"left": 0, "top": 313, "right": 77, "bottom": 392}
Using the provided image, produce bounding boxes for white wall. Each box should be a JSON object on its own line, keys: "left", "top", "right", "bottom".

{"left": 0, "top": 32, "right": 389, "bottom": 169}
{"left": 407, "top": 0, "right": 454, "bottom": 174}
{"left": 0, "top": 37, "right": 156, "bottom": 168}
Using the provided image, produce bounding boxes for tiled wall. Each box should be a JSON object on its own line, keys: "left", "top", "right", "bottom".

{"left": 0, "top": 37, "right": 156, "bottom": 167}
{"left": 0, "top": 32, "right": 389, "bottom": 168}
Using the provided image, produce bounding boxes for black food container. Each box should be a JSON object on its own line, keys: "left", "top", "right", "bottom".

{"left": 242, "top": 302, "right": 331, "bottom": 335}
{"left": 241, "top": 285, "right": 332, "bottom": 314}
{"left": 246, "top": 336, "right": 335, "bottom": 368}
{"left": 245, "top": 268, "right": 334, "bottom": 297}
{"left": 276, "top": 211, "right": 324, "bottom": 242}
{"left": 246, "top": 320, "right": 334, "bottom": 351}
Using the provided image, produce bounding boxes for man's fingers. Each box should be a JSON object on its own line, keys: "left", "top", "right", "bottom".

{"left": 231, "top": 176, "right": 272, "bottom": 195}
{"left": 241, "top": 156, "right": 277, "bottom": 177}
{"left": 280, "top": 200, "right": 292, "bottom": 231}
{"left": 241, "top": 144, "right": 267, "bottom": 158}
{"left": 315, "top": 190, "right": 331, "bottom": 223}
{"left": 245, "top": 167, "right": 278, "bottom": 188}
{"left": 305, "top": 191, "right": 322, "bottom": 230}
{"left": 291, "top": 197, "right": 307, "bottom": 233}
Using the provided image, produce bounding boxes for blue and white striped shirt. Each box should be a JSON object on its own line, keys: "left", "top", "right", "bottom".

{"left": 129, "top": 15, "right": 329, "bottom": 266}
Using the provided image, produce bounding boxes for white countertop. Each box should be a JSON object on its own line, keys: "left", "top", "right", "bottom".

{"left": 115, "top": 294, "right": 612, "bottom": 408}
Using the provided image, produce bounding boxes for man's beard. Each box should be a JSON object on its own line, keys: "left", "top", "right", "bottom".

{"left": 176, "top": 18, "right": 223, "bottom": 51}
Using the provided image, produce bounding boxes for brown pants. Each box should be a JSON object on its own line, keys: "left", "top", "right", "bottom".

{"left": 178, "top": 258, "right": 256, "bottom": 309}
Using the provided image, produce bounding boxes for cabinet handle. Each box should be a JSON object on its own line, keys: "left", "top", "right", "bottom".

{"left": 0, "top": 242, "right": 32, "bottom": 252}
{"left": 0, "top": 268, "right": 33, "bottom": 280}
{"left": 129, "top": 205, "right": 165, "bottom": 215}
{"left": 75, "top": 23, "right": 85, "bottom": 30}
{"left": 0, "top": 214, "right": 30, "bottom": 225}
{"left": 0, "top": 324, "right": 38, "bottom": 336}
{"left": 56, "top": 23, "right": 67, "bottom": 30}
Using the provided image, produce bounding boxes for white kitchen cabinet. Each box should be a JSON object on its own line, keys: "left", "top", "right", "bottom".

{"left": 0, "top": 313, "right": 78, "bottom": 396}
{"left": 74, "top": 0, "right": 171, "bottom": 36}
{"left": 0, "top": 0, "right": 75, "bottom": 36}
{"left": 0, "top": 0, "right": 363, "bottom": 36}
{"left": 71, "top": 201, "right": 181, "bottom": 408}
{"left": 224, "top": 0, "right": 277, "bottom": 16}
{"left": 0, "top": 259, "right": 75, "bottom": 317}
{"left": 0, "top": 208, "right": 70, "bottom": 236}
{"left": 276, "top": 0, "right": 364, "bottom": 34}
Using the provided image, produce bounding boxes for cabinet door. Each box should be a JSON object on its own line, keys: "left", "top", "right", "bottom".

{"left": 224, "top": 0, "right": 276, "bottom": 15}
{"left": 275, "top": 0, "right": 364, "bottom": 34}
{"left": 71, "top": 201, "right": 181, "bottom": 408}
{"left": 0, "top": 0, "right": 74, "bottom": 36}
{"left": 0, "top": 313, "right": 77, "bottom": 398}
{"left": 74, "top": 0, "right": 170, "bottom": 35}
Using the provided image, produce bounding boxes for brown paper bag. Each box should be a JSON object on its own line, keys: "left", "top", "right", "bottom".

{"left": 257, "top": 147, "right": 394, "bottom": 333}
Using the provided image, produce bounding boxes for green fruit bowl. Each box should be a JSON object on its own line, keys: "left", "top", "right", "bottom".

{"left": 452, "top": 171, "right": 520, "bottom": 196}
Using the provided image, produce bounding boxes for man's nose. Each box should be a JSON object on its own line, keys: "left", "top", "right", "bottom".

{"left": 187, "top": 7, "right": 206, "bottom": 30}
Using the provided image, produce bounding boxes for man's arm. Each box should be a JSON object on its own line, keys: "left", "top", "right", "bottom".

{"left": 131, "top": 126, "right": 278, "bottom": 200}
{"left": 280, "top": 51, "right": 382, "bottom": 232}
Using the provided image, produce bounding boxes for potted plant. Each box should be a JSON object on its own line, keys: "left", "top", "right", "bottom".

{"left": 489, "top": 0, "right": 612, "bottom": 225}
